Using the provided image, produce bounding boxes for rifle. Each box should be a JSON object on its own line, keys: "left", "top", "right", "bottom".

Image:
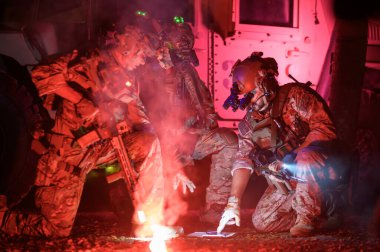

{"left": 105, "top": 121, "right": 139, "bottom": 201}
{"left": 249, "top": 146, "right": 306, "bottom": 194}
{"left": 74, "top": 119, "right": 138, "bottom": 201}
{"left": 255, "top": 165, "right": 306, "bottom": 184}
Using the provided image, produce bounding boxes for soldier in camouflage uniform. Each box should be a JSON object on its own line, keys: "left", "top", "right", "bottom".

{"left": 0, "top": 26, "right": 165, "bottom": 237}
{"left": 139, "top": 22, "right": 238, "bottom": 225}
{"left": 217, "top": 52, "right": 349, "bottom": 236}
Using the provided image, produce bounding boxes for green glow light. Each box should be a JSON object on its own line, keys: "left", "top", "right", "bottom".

{"left": 173, "top": 16, "right": 184, "bottom": 24}
{"left": 105, "top": 164, "right": 120, "bottom": 175}
{"left": 135, "top": 10, "right": 148, "bottom": 17}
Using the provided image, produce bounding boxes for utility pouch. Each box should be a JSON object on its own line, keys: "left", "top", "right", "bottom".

{"left": 76, "top": 130, "right": 101, "bottom": 148}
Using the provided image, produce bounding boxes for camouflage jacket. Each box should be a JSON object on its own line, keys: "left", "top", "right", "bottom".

{"left": 31, "top": 50, "right": 151, "bottom": 138}
{"left": 232, "top": 83, "right": 337, "bottom": 174}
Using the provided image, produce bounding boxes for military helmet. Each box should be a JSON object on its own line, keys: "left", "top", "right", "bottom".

{"left": 231, "top": 52, "right": 279, "bottom": 95}
{"left": 160, "top": 22, "right": 199, "bottom": 66}
{"left": 164, "top": 22, "right": 194, "bottom": 51}
{"left": 229, "top": 52, "right": 280, "bottom": 112}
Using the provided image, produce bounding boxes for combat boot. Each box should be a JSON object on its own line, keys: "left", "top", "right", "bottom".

{"left": 290, "top": 216, "right": 315, "bottom": 237}
{"left": 318, "top": 213, "right": 343, "bottom": 231}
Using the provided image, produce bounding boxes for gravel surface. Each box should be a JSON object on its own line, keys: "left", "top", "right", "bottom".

{"left": 1, "top": 210, "right": 380, "bottom": 251}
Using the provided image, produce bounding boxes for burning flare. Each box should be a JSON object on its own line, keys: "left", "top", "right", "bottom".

{"left": 149, "top": 225, "right": 169, "bottom": 252}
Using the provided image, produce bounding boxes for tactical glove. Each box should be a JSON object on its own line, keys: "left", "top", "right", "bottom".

{"left": 217, "top": 196, "right": 240, "bottom": 233}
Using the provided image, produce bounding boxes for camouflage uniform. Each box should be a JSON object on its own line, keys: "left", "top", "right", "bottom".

{"left": 234, "top": 83, "right": 346, "bottom": 232}
{"left": 140, "top": 24, "right": 238, "bottom": 223}
{"left": 1, "top": 30, "right": 165, "bottom": 237}
{"left": 174, "top": 62, "right": 238, "bottom": 208}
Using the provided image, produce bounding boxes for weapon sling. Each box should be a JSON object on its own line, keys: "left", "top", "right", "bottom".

{"left": 265, "top": 84, "right": 295, "bottom": 194}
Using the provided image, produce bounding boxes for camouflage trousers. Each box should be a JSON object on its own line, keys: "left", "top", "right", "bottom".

{"left": 252, "top": 142, "right": 348, "bottom": 232}
{"left": 193, "top": 128, "right": 238, "bottom": 207}
{"left": 1, "top": 131, "right": 164, "bottom": 237}
{"left": 252, "top": 184, "right": 307, "bottom": 232}
{"left": 157, "top": 127, "right": 237, "bottom": 224}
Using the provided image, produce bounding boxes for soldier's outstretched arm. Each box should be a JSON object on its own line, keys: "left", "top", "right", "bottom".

{"left": 230, "top": 168, "right": 252, "bottom": 200}
{"left": 217, "top": 168, "right": 251, "bottom": 233}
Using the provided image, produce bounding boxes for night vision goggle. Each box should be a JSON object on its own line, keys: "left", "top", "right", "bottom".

{"left": 223, "top": 82, "right": 273, "bottom": 112}
{"left": 135, "top": 10, "right": 148, "bottom": 17}
{"left": 173, "top": 16, "right": 185, "bottom": 24}
{"left": 222, "top": 83, "right": 255, "bottom": 112}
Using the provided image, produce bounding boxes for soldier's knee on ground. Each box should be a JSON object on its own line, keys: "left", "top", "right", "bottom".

{"left": 35, "top": 185, "right": 81, "bottom": 235}
{"left": 252, "top": 213, "right": 268, "bottom": 232}
{"left": 252, "top": 213, "right": 294, "bottom": 233}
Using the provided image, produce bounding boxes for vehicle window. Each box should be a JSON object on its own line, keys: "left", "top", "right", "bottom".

{"left": 37, "top": 0, "right": 82, "bottom": 19}
{"left": 239, "top": 0, "right": 294, "bottom": 27}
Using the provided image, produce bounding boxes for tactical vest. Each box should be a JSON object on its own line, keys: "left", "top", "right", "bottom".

{"left": 238, "top": 82, "right": 310, "bottom": 158}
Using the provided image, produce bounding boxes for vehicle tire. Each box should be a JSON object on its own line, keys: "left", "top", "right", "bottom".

{"left": 0, "top": 54, "right": 49, "bottom": 208}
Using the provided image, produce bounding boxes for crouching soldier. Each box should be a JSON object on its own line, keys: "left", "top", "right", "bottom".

{"left": 0, "top": 26, "right": 166, "bottom": 237}
{"left": 217, "top": 52, "right": 350, "bottom": 237}
{"left": 140, "top": 21, "right": 238, "bottom": 225}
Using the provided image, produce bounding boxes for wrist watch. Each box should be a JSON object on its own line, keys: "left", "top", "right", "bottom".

{"left": 227, "top": 196, "right": 240, "bottom": 205}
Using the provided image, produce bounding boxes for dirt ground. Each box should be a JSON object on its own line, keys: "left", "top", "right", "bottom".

{"left": 1, "top": 209, "right": 380, "bottom": 252}
{"left": 2, "top": 169, "right": 380, "bottom": 251}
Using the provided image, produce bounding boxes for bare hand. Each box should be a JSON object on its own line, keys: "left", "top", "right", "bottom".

{"left": 173, "top": 173, "right": 196, "bottom": 194}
